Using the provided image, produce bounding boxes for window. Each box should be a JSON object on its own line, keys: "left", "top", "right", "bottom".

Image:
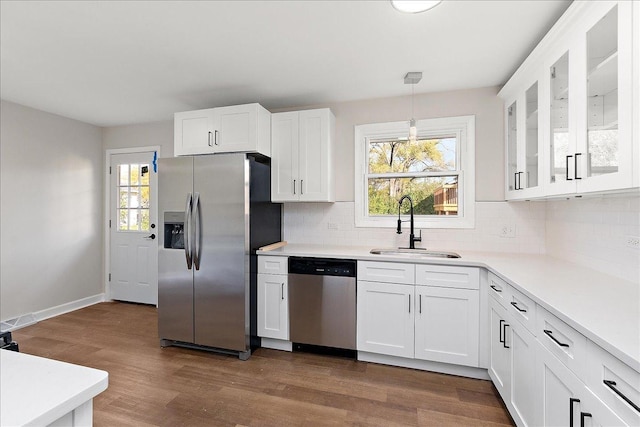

{"left": 117, "top": 163, "right": 151, "bottom": 231}
{"left": 355, "top": 115, "right": 475, "bottom": 228}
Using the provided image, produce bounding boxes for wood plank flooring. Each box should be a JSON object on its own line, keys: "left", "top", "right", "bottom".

{"left": 11, "top": 302, "right": 514, "bottom": 426}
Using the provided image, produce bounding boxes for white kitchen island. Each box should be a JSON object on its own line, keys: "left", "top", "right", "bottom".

{"left": 0, "top": 350, "right": 108, "bottom": 426}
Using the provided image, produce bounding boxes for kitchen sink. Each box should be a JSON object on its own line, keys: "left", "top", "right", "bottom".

{"left": 369, "top": 248, "right": 461, "bottom": 258}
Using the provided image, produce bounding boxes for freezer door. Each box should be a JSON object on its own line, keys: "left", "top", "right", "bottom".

{"left": 158, "top": 156, "right": 195, "bottom": 343}
{"left": 193, "top": 154, "right": 249, "bottom": 351}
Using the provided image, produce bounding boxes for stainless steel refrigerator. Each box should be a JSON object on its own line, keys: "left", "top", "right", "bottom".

{"left": 157, "top": 153, "right": 281, "bottom": 360}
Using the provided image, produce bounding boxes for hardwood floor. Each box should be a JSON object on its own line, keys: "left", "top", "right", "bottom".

{"left": 12, "top": 302, "right": 514, "bottom": 426}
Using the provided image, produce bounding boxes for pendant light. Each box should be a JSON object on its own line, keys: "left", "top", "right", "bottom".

{"left": 391, "top": 0, "right": 442, "bottom": 14}
{"left": 405, "top": 72, "right": 422, "bottom": 143}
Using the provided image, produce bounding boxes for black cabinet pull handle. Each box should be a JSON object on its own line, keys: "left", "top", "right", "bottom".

{"left": 518, "top": 171, "right": 524, "bottom": 190}
{"left": 502, "top": 323, "right": 510, "bottom": 349}
{"left": 570, "top": 398, "right": 580, "bottom": 427}
{"left": 281, "top": 283, "right": 284, "bottom": 300}
{"left": 575, "top": 153, "right": 582, "bottom": 180}
{"left": 499, "top": 319, "right": 505, "bottom": 343}
{"left": 511, "top": 301, "right": 527, "bottom": 313}
{"left": 566, "top": 155, "right": 573, "bottom": 180}
{"left": 490, "top": 284, "right": 502, "bottom": 293}
{"left": 544, "top": 329, "right": 570, "bottom": 348}
{"left": 603, "top": 380, "right": 640, "bottom": 413}
{"left": 580, "top": 412, "right": 592, "bottom": 427}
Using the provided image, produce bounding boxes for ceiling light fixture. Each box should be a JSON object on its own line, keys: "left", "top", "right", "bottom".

{"left": 404, "top": 72, "right": 422, "bottom": 143}
{"left": 391, "top": 0, "right": 442, "bottom": 14}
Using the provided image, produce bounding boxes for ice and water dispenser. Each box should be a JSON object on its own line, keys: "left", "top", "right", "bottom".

{"left": 164, "top": 212, "right": 185, "bottom": 249}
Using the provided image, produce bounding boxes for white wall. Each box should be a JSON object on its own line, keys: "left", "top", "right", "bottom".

{"left": 0, "top": 100, "right": 103, "bottom": 321}
{"left": 102, "top": 120, "right": 173, "bottom": 156}
{"left": 274, "top": 86, "right": 505, "bottom": 202}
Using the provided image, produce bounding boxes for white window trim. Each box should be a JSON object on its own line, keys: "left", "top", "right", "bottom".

{"left": 354, "top": 115, "right": 475, "bottom": 229}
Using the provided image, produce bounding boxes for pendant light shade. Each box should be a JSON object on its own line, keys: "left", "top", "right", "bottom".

{"left": 391, "top": 1, "right": 442, "bottom": 14}
{"left": 405, "top": 72, "right": 422, "bottom": 143}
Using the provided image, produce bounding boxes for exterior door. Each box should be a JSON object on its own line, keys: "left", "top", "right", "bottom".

{"left": 110, "top": 151, "right": 158, "bottom": 305}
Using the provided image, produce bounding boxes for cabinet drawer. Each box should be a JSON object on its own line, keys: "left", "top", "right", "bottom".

{"left": 507, "top": 286, "right": 536, "bottom": 335}
{"left": 488, "top": 273, "right": 511, "bottom": 307}
{"left": 415, "top": 265, "right": 479, "bottom": 290}
{"left": 258, "top": 256, "right": 288, "bottom": 275}
{"left": 357, "top": 261, "right": 415, "bottom": 285}
{"left": 585, "top": 340, "right": 640, "bottom": 426}
{"left": 537, "top": 306, "right": 587, "bottom": 378}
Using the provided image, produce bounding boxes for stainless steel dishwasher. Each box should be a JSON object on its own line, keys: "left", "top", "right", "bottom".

{"left": 288, "top": 257, "right": 357, "bottom": 351}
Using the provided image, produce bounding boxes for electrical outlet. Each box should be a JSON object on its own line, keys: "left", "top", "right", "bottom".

{"left": 327, "top": 222, "right": 339, "bottom": 230}
{"left": 500, "top": 224, "right": 516, "bottom": 238}
{"left": 626, "top": 235, "right": 640, "bottom": 249}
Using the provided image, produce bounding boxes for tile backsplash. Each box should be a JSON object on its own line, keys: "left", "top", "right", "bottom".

{"left": 282, "top": 195, "right": 639, "bottom": 283}
{"left": 283, "top": 201, "right": 546, "bottom": 254}
{"left": 545, "top": 194, "right": 640, "bottom": 283}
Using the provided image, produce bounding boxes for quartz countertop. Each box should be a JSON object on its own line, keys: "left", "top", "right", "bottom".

{"left": 0, "top": 350, "right": 108, "bottom": 426}
{"left": 258, "top": 244, "right": 640, "bottom": 371}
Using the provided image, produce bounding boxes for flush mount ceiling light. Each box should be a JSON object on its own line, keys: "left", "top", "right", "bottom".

{"left": 405, "top": 72, "right": 422, "bottom": 143}
{"left": 391, "top": 0, "right": 442, "bottom": 14}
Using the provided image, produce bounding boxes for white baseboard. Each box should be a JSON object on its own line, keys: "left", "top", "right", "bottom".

{"left": 358, "top": 351, "right": 490, "bottom": 380}
{"left": 0, "top": 293, "right": 106, "bottom": 332}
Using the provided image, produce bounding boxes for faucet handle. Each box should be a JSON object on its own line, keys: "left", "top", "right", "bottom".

{"left": 414, "top": 229, "right": 422, "bottom": 242}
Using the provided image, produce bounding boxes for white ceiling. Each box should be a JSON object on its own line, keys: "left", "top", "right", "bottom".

{"left": 0, "top": 0, "right": 571, "bottom": 127}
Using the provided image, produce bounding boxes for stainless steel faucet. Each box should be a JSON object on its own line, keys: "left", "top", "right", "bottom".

{"left": 397, "top": 195, "right": 422, "bottom": 249}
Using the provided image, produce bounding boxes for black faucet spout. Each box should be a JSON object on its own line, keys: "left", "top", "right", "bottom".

{"left": 397, "top": 195, "right": 422, "bottom": 249}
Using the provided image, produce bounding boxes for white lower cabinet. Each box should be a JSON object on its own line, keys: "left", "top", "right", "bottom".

{"left": 509, "top": 316, "right": 538, "bottom": 427}
{"left": 257, "top": 256, "right": 289, "bottom": 342}
{"left": 357, "top": 262, "right": 480, "bottom": 369}
{"left": 489, "top": 296, "right": 511, "bottom": 396}
{"left": 414, "top": 286, "right": 479, "bottom": 366}
{"left": 356, "top": 280, "right": 414, "bottom": 358}
{"left": 537, "top": 339, "right": 627, "bottom": 427}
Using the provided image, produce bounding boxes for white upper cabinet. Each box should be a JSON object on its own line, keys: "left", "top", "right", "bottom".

{"left": 500, "top": 1, "right": 638, "bottom": 199}
{"left": 174, "top": 103, "right": 271, "bottom": 157}
{"left": 271, "top": 108, "right": 335, "bottom": 202}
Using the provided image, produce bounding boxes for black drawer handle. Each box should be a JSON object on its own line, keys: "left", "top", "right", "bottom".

{"left": 490, "top": 285, "right": 502, "bottom": 293}
{"left": 544, "top": 329, "right": 570, "bottom": 348}
{"left": 580, "top": 412, "right": 592, "bottom": 427}
{"left": 511, "top": 301, "right": 527, "bottom": 313}
{"left": 570, "top": 398, "right": 580, "bottom": 427}
{"left": 502, "top": 322, "right": 510, "bottom": 349}
{"left": 604, "top": 380, "right": 640, "bottom": 413}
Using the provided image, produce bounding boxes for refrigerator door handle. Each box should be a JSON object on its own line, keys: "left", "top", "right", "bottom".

{"left": 193, "top": 192, "right": 202, "bottom": 271}
{"left": 184, "top": 193, "right": 193, "bottom": 270}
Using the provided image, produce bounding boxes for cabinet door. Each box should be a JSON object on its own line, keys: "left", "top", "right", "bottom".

{"left": 414, "top": 286, "right": 479, "bottom": 367}
{"left": 271, "top": 112, "right": 299, "bottom": 202}
{"left": 174, "top": 109, "right": 215, "bottom": 156}
{"left": 536, "top": 339, "right": 584, "bottom": 427}
{"left": 356, "top": 281, "right": 414, "bottom": 358}
{"left": 298, "top": 109, "right": 334, "bottom": 202}
{"left": 509, "top": 317, "right": 538, "bottom": 427}
{"left": 489, "top": 297, "right": 511, "bottom": 399}
{"left": 577, "top": 1, "right": 634, "bottom": 193}
{"left": 257, "top": 274, "right": 288, "bottom": 340}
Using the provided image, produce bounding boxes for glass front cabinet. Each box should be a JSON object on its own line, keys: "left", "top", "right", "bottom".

{"left": 500, "top": 1, "right": 638, "bottom": 200}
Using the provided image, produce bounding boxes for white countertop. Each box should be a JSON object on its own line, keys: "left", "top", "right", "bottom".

{"left": 0, "top": 350, "right": 108, "bottom": 426}
{"left": 258, "top": 244, "right": 640, "bottom": 371}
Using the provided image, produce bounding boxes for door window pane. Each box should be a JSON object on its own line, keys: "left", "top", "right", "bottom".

{"left": 117, "top": 163, "right": 150, "bottom": 232}
{"left": 550, "top": 52, "right": 569, "bottom": 183}
{"left": 587, "top": 6, "right": 618, "bottom": 177}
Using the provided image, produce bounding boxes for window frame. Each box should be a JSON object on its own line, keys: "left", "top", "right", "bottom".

{"left": 354, "top": 115, "right": 475, "bottom": 229}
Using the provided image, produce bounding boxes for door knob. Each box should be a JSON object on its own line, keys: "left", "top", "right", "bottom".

{"left": 145, "top": 233, "right": 156, "bottom": 240}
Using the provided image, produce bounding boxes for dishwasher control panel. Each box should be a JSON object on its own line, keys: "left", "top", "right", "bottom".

{"left": 288, "top": 257, "right": 356, "bottom": 277}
